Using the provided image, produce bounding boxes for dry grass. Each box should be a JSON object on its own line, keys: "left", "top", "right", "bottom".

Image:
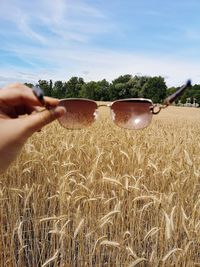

{"left": 0, "top": 106, "right": 200, "bottom": 267}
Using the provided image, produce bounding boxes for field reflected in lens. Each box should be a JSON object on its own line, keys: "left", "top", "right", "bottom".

{"left": 58, "top": 99, "right": 98, "bottom": 129}
{"left": 111, "top": 100, "right": 153, "bottom": 129}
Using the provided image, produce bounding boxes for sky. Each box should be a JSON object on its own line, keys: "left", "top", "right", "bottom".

{"left": 1, "top": 0, "right": 200, "bottom": 87}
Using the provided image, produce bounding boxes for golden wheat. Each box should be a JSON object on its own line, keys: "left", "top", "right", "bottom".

{"left": 0, "top": 106, "right": 200, "bottom": 266}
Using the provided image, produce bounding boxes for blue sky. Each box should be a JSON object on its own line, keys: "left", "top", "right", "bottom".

{"left": 1, "top": 0, "right": 200, "bottom": 87}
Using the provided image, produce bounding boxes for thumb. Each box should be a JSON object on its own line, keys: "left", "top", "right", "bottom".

{"left": 24, "top": 106, "right": 66, "bottom": 135}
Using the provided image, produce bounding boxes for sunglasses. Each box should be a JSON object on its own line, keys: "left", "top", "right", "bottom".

{"left": 32, "top": 80, "right": 191, "bottom": 130}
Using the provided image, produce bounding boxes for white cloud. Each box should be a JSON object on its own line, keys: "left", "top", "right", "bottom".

{"left": 0, "top": 45, "right": 199, "bottom": 87}
{"left": 0, "top": 0, "right": 200, "bottom": 88}
{"left": 0, "top": 0, "right": 109, "bottom": 44}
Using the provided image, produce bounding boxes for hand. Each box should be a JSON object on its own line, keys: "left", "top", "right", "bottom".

{"left": 0, "top": 83, "right": 66, "bottom": 172}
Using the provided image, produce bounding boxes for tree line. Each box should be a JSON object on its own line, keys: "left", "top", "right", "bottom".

{"left": 25, "top": 74, "right": 200, "bottom": 105}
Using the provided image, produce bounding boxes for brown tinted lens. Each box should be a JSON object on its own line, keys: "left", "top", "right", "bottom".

{"left": 111, "top": 100, "right": 153, "bottom": 129}
{"left": 58, "top": 99, "right": 98, "bottom": 129}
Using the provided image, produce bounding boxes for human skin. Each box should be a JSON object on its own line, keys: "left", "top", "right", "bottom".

{"left": 0, "top": 83, "right": 66, "bottom": 172}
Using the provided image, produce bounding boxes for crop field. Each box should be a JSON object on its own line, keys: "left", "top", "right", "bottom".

{"left": 0, "top": 106, "right": 200, "bottom": 267}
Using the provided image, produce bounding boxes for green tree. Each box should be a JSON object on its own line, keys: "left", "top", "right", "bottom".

{"left": 191, "top": 84, "right": 200, "bottom": 105}
{"left": 65, "top": 77, "right": 85, "bottom": 98}
{"left": 96, "top": 79, "right": 110, "bottom": 101}
{"left": 180, "top": 84, "right": 200, "bottom": 105}
{"left": 79, "top": 81, "right": 99, "bottom": 100}
{"left": 140, "top": 76, "right": 167, "bottom": 103}
{"left": 49, "top": 80, "right": 53, "bottom": 95}
{"left": 24, "top": 83, "right": 34, "bottom": 88}
{"left": 52, "top": 81, "right": 65, "bottom": 98}
{"left": 128, "top": 76, "right": 150, "bottom": 98}
{"left": 112, "top": 74, "right": 132, "bottom": 85}
{"left": 109, "top": 74, "right": 132, "bottom": 100}
{"left": 38, "top": 80, "right": 52, "bottom": 96}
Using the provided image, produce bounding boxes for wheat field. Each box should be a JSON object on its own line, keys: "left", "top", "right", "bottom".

{"left": 0, "top": 106, "right": 200, "bottom": 267}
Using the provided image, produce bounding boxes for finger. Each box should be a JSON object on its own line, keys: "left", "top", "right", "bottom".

{"left": 24, "top": 105, "right": 39, "bottom": 115}
{"left": 0, "top": 83, "right": 42, "bottom": 106}
{"left": 44, "top": 96, "right": 60, "bottom": 107}
{"left": 0, "top": 83, "right": 59, "bottom": 107}
{"left": 15, "top": 105, "right": 39, "bottom": 116}
{"left": 23, "top": 106, "right": 66, "bottom": 135}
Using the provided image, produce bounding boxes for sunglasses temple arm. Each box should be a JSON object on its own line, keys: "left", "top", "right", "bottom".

{"left": 32, "top": 85, "right": 45, "bottom": 104}
{"left": 163, "top": 79, "right": 192, "bottom": 106}
{"left": 32, "top": 85, "right": 50, "bottom": 108}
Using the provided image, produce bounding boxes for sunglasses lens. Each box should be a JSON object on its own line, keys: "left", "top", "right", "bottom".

{"left": 111, "top": 100, "right": 153, "bottom": 129}
{"left": 58, "top": 99, "right": 98, "bottom": 129}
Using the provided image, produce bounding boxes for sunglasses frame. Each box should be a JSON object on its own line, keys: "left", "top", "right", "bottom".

{"left": 57, "top": 98, "right": 162, "bottom": 129}
{"left": 99, "top": 98, "right": 159, "bottom": 114}
{"left": 59, "top": 97, "right": 160, "bottom": 110}
{"left": 58, "top": 97, "right": 162, "bottom": 115}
